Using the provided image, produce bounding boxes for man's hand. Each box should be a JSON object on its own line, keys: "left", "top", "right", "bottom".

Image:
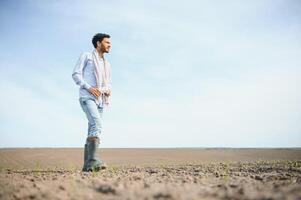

{"left": 101, "top": 88, "right": 112, "bottom": 97}
{"left": 88, "top": 87, "right": 101, "bottom": 98}
{"left": 105, "top": 89, "right": 112, "bottom": 96}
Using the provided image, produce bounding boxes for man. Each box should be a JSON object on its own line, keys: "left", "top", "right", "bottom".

{"left": 72, "top": 33, "right": 112, "bottom": 172}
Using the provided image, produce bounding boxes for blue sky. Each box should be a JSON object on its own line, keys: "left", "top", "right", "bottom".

{"left": 0, "top": 0, "right": 300, "bottom": 148}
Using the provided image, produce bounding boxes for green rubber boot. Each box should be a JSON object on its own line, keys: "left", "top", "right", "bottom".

{"left": 86, "top": 137, "right": 106, "bottom": 172}
{"left": 82, "top": 139, "right": 89, "bottom": 172}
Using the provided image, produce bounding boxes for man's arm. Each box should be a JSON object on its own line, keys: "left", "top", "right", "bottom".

{"left": 72, "top": 52, "right": 101, "bottom": 98}
{"left": 72, "top": 52, "right": 92, "bottom": 90}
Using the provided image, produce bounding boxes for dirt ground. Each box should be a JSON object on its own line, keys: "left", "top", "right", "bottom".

{"left": 0, "top": 148, "right": 300, "bottom": 200}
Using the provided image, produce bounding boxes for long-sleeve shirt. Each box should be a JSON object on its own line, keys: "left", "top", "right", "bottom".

{"left": 72, "top": 51, "right": 112, "bottom": 106}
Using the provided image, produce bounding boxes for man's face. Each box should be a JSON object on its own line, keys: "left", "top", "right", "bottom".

{"left": 98, "top": 37, "right": 111, "bottom": 53}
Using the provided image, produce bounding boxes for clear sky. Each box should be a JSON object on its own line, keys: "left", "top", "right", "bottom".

{"left": 0, "top": 0, "right": 300, "bottom": 148}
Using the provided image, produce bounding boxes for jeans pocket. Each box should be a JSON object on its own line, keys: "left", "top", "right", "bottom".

{"left": 79, "top": 99, "right": 86, "bottom": 107}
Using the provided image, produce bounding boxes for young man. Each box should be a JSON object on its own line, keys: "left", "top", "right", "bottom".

{"left": 72, "top": 33, "right": 112, "bottom": 172}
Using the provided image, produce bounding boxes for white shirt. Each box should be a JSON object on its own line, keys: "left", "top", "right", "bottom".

{"left": 72, "top": 51, "right": 112, "bottom": 106}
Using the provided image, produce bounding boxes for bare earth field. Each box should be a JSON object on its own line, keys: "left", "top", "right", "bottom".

{"left": 0, "top": 148, "right": 300, "bottom": 200}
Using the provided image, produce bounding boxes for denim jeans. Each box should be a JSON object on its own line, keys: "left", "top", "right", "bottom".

{"left": 79, "top": 97, "right": 104, "bottom": 137}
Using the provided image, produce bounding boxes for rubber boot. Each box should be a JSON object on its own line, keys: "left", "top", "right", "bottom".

{"left": 82, "top": 139, "right": 89, "bottom": 172}
{"left": 86, "top": 136, "right": 106, "bottom": 172}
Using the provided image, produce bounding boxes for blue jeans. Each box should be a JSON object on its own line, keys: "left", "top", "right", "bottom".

{"left": 79, "top": 97, "right": 104, "bottom": 138}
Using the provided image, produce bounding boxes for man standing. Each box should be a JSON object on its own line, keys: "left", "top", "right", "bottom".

{"left": 72, "top": 33, "right": 112, "bottom": 172}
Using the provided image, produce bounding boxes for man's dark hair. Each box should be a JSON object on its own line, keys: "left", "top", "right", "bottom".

{"left": 92, "top": 33, "right": 110, "bottom": 48}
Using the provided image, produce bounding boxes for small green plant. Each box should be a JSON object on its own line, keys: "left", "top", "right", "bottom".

{"left": 92, "top": 168, "right": 98, "bottom": 177}
{"left": 157, "top": 162, "right": 168, "bottom": 169}
{"left": 221, "top": 162, "right": 230, "bottom": 182}
{"left": 107, "top": 166, "right": 119, "bottom": 175}
{"left": 33, "top": 161, "right": 42, "bottom": 175}
{"left": 291, "top": 160, "right": 301, "bottom": 168}
{"left": 69, "top": 165, "right": 78, "bottom": 173}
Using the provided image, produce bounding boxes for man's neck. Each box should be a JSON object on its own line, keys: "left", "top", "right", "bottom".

{"left": 96, "top": 49, "right": 104, "bottom": 59}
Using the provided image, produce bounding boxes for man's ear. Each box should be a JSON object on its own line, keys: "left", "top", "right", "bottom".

{"left": 97, "top": 41, "right": 101, "bottom": 48}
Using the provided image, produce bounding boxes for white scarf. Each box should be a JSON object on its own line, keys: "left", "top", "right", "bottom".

{"left": 92, "top": 49, "right": 110, "bottom": 106}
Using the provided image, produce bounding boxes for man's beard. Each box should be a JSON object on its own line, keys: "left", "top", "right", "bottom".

{"left": 102, "top": 48, "right": 109, "bottom": 53}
